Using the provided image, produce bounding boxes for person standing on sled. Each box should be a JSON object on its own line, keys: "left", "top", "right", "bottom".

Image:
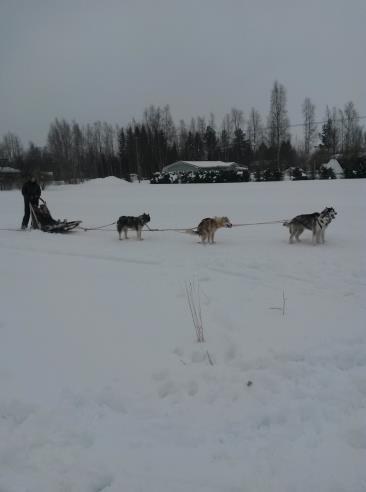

{"left": 21, "top": 175, "right": 41, "bottom": 229}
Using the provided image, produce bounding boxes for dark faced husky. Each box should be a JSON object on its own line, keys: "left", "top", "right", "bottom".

{"left": 194, "top": 216, "right": 232, "bottom": 244}
{"left": 117, "top": 213, "right": 150, "bottom": 240}
{"left": 283, "top": 207, "right": 337, "bottom": 244}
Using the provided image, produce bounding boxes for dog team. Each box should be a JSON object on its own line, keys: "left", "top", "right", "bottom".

{"left": 117, "top": 206, "right": 337, "bottom": 245}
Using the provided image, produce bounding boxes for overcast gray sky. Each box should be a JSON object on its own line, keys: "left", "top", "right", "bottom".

{"left": 0, "top": 0, "right": 365, "bottom": 146}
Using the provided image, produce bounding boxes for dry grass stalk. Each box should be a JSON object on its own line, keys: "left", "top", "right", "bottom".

{"left": 185, "top": 280, "right": 204, "bottom": 343}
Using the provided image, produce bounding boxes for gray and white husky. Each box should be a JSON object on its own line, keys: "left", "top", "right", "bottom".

{"left": 283, "top": 207, "right": 337, "bottom": 244}
{"left": 117, "top": 213, "right": 150, "bottom": 240}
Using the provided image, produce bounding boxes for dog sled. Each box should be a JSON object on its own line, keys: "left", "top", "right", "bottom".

{"left": 29, "top": 198, "right": 81, "bottom": 233}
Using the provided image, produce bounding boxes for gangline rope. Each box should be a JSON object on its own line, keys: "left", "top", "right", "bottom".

{"left": 0, "top": 219, "right": 285, "bottom": 233}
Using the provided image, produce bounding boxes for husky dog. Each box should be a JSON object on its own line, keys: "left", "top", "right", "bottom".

{"left": 283, "top": 207, "right": 337, "bottom": 244}
{"left": 117, "top": 213, "right": 150, "bottom": 240}
{"left": 193, "top": 216, "right": 232, "bottom": 244}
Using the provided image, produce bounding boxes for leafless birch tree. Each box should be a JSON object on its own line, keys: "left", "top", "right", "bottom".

{"left": 247, "top": 108, "right": 263, "bottom": 153}
{"left": 302, "top": 97, "right": 316, "bottom": 155}
{"left": 267, "top": 81, "right": 290, "bottom": 169}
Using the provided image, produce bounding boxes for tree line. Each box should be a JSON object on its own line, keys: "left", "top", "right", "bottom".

{"left": 0, "top": 81, "right": 365, "bottom": 182}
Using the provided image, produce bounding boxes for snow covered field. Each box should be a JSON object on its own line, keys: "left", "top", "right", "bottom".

{"left": 0, "top": 178, "right": 365, "bottom": 492}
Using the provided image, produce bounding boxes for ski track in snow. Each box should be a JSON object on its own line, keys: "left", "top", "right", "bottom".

{"left": 0, "top": 178, "right": 365, "bottom": 492}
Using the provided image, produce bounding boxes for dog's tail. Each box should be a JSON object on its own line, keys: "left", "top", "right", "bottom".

{"left": 185, "top": 228, "right": 199, "bottom": 235}
{"left": 283, "top": 220, "right": 291, "bottom": 227}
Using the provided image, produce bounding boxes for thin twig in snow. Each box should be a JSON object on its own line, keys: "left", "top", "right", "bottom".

{"left": 206, "top": 350, "right": 214, "bottom": 366}
{"left": 185, "top": 280, "right": 204, "bottom": 343}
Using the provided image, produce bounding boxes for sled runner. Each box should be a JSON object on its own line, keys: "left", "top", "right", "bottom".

{"left": 29, "top": 198, "right": 81, "bottom": 233}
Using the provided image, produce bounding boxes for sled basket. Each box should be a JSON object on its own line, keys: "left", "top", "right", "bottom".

{"left": 30, "top": 198, "right": 81, "bottom": 233}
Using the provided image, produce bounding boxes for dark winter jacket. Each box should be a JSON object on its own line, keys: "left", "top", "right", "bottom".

{"left": 22, "top": 180, "right": 41, "bottom": 203}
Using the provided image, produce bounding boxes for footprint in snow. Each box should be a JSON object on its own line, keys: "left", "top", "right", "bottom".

{"left": 90, "top": 473, "right": 114, "bottom": 492}
{"left": 186, "top": 381, "right": 199, "bottom": 396}
{"left": 157, "top": 380, "right": 179, "bottom": 398}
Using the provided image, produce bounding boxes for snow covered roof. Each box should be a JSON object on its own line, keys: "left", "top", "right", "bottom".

{"left": 321, "top": 159, "right": 343, "bottom": 174}
{"left": 162, "top": 161, "right": 248, "bottom": 173}
{"left": 0, "top": 166, "right": 21, "bottom": 174}
{"left": 180, "top": 161, "right": 239, "bottom": 169}
{"left": 284, "top": 167, "right": 306, "bottom": 173}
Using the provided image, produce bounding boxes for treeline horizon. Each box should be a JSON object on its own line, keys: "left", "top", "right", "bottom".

{"left": 0, "top": 81, "right": 365, "bottom": 181}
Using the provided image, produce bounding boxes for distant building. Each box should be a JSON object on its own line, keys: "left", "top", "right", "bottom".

{"left": 129, "top": 173, "right": 142, "bottom": 183}
{"left": 320, "top": 158, "right": 344, "bottom": 178}
{"left": 162, "top": 161, "right": 247, "bottom": 173}
{"left": 0, "top": 165, "right": 21, "bottom": 190}
{"left": 0, "top": 166, "right": 21, "bottom": 175}
{"left": 0, "top": 167, "right": 55, "bottom": 190}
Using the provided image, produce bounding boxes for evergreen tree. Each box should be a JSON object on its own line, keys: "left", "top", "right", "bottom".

{"left": 319, "top": 107, "right": 340, "bottom": 155}
{"left": 319, "top": 166, "right": 336, "bottom": 179}
{"left": 231, "top": 128, "right": 252, "bottom": 165}
{"left": 118, "top": 128, "right": 130, "bottom": 180}
{"left": 219, "top": 129, "right": 230, "bottom": 161}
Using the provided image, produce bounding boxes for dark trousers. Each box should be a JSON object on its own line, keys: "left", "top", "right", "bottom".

{"left": 22, "top": 198, "right": 39, "bottom": 228}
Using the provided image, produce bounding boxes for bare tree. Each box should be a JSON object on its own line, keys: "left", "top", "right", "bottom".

{"left": 221, "top": 113, "right": 233, "bottom": 141}
{"left": 320, "top": 106, "right": 340, "bottom": 155}
{"left": 103, "top": 122, "right": 116, "bottom": 175}
{"left": 267, "top": 81, "right": 290, "bottom": 169}
{"left": 230, "top": 107, "right": 244, "bottom": 131}
{"left": 47, "top": 119, "right": 73, "bottom": 180}
{"left": 84, "top": 123, "right": 99, "bottom": 178}
{"left": 189, "top": 117, "right": 197, "bottom": 134}
{"left": 143, "top": 105, "right": 163, "bottom": 133}
{"left": 178, "top": 119, "right": 188, "bottom": 156}
{"left": 343, "top": 101, "right": 362, "bottom": 154}
{"left": 247, "top": 108, "right": 263, "bottom": 153}
{"left": 0, "top": 132, "right": 23, "bottom": 164}
{"left": 71, "top": 121, "right": 84, "bottom": 181}
{"left": 161, "top": 104, "right": 176, "bottom": 146}
{"left": 208, "top": 112, "right": 216, "bottom": 130}
{"left": 102, "top": 122, "right": 115, "bottom": 157}
{"left": 196, "top": 116, "right": 206, "bottom": 138}
{"left": 338, "top": 109, "right": 345, "bottom": 153}
{"left": 302, "top": 97, "right": 316, "bottom": 155}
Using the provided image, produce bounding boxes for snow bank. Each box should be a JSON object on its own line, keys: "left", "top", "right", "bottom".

{"left": 84, "top": 176, "right": 131, "bottom": 187}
